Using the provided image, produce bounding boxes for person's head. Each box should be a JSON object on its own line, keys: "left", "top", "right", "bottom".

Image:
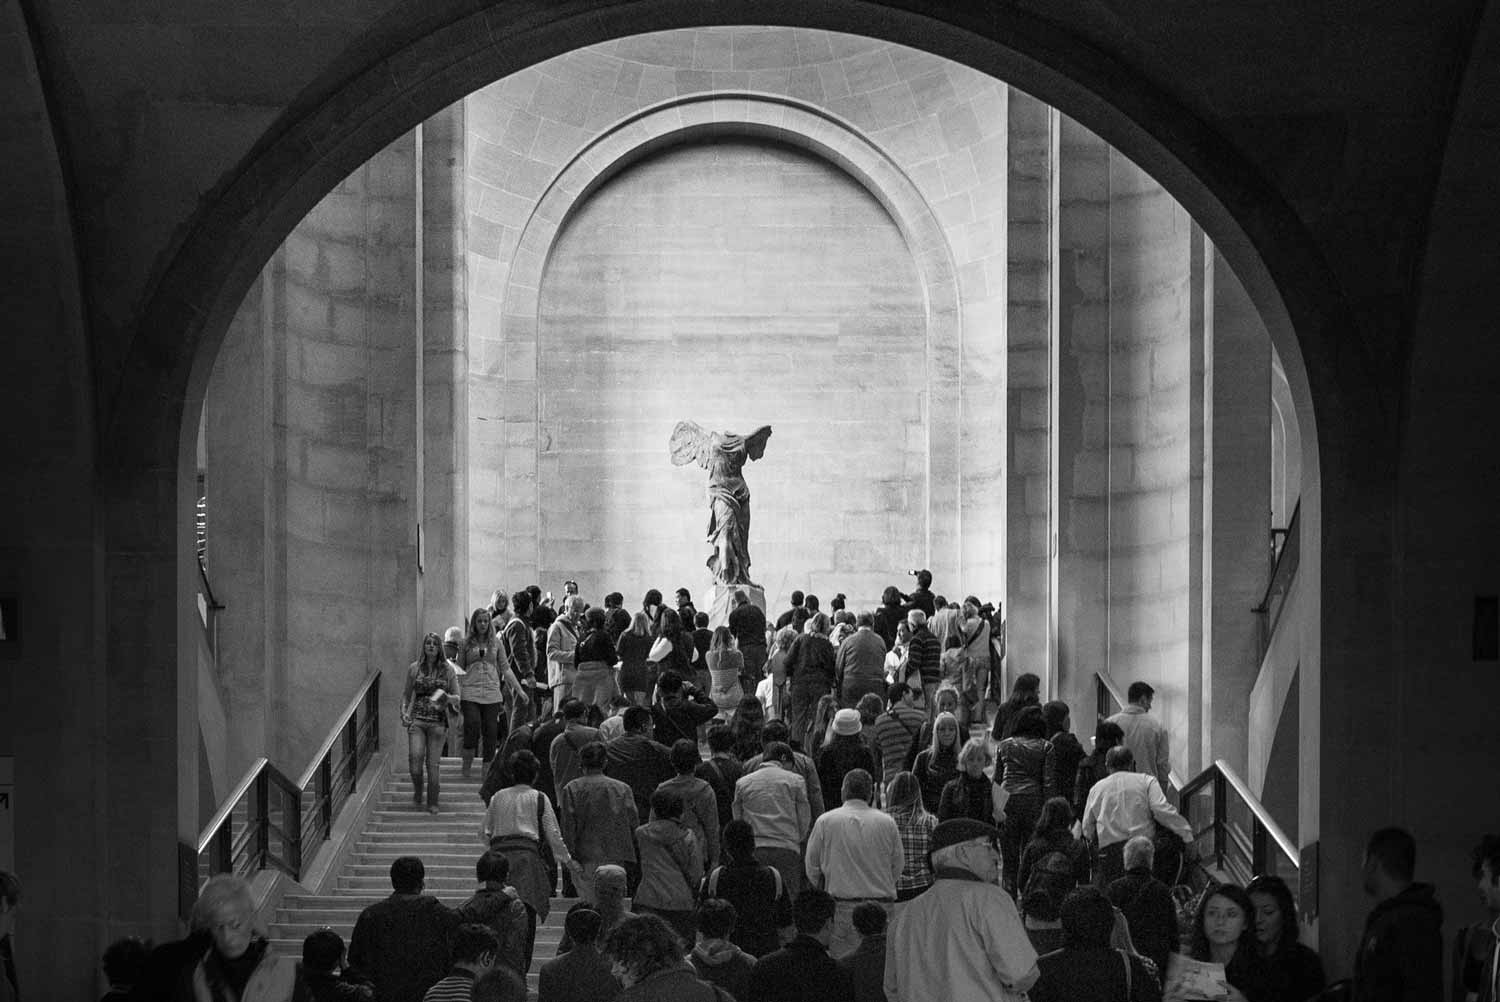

{"left": 805, "top": 594, "right": 821, "bottom": 613}
{"left": 1362, "top": 826, "right": 1417, "bottom": 897}
{"left": 841, "top": 769, "right": 874, "bottom": 804}
{"left": 712, "top": 625, "right": 733, "bottom": 651}
{"left": 882, "top": 585, "right": 901, "bottom": 608}
{"left": 670, "top": 738, "right": 699, "bottom": 776}
{"left": 885, "top": 771, "right": 926, "bottom": 814}
{"left": 852, "top": 901, "right": 887, "bottom": 938}
{"left": 472, "top": 967, "right": 528, "bottom": 1002}
{"left": 961, "top": 596, "right": 981, "bottom": 618}
{"left": 442, "top": 626, "right": 465, "bottom": 658}
{"left": 790, "top": 590, "right": 805, "bottom": 608}
{"left": 1246, "top": 874, "right": 1300, "bottom": 955}
{"left": 694, "top": 611, "right": 709, "bottom": 629}
{"left": 650, "top": 787, "right": 684, "bottom": 822}
{"left": 706, "top": 722, "right": 735, "bottom": 756}
{"left": 643, "top": 588, "right": 663, "bottom": 611}
{"left": 300, "top": 928, "right": 345, "bottom": 974}
{"left": 1035, "top": 796, "right": 1074, "bottom": 839}
{"left": 1059, "top": 886, "right": 1116, "bottom": 949}
{"left": 490, "top": 590, "right": 510, "bottom": 617}
{"left": 1009, "top": 672, "right": 1041, "bottom": 703}
{"left": 1104, "top": 746, "right": 1136, "bottom": 774}
{"left": 564, "top": 904, "right": 604, "bottom": 947}
{"left": 594, "top": 865, "right": 628, "bottom": 913}
{"left": 1011, "top": 705, "right": 1048, "bottom": 739}
{"left": 915, "top": 569, "right": 933, "bottom": 589}
{"left": 418, "top": 631, "right": 443, "bottom": 667}
{"left": 934, "top": 685, "right": 959, "bottom": 716}
{"left": 793, "top": 888, "right": 837, "bottom": 942}
{"left": 762, "top": 740, "right": 794, "bottom": 767}
{"left": 1092, "top": 719, "right": 1125, "bottom": 756}
{"left": 468, "top": 606, "right": 492, "bottom": 641}
{"left": 191, "top": 875, "right": 257, "bottom": 960}
{"left": 476, "top": 849, "right": 511, "bottom": 886}
{"left": 958, "top": 736, "right": 992, "bottom": 777}
{"left": 562, "top": 579, "right": 580, "bottom": 597}
{"left": 906, "top": 608, "right": 927, "bottom": 630}
{"left": 732, "top": 589, "right": 749, "bottom": 607}
{"left": 1473, "top": 834, "right": 1500, "bottom": 913}
{"left": 508, "top": 749, "right": 540, "bottom": 786}
{"left": 856, "top": 692, "right": 884, "bottom": 726}
{"left": 603, "top": 913, "right": 685, "bottom": 988}
{"left": 761, "top": 719, "right": 790, "bottom": 744}
{"left": 733, "top": 695, "right": 764, "bottom": 728}
{"left": 605, "top": 591, "right": 623, "bottom": 609}
{"left": 451, "top": 922, "right": 500, "bottom": 970}
{"left": 676, "top": 587, "right": 692, "bottom": 607}
{"left": 622, "top": 706, "right": 653, "bottom": 736}
{"left": 562, "top": 699, "right": 588, "bottom": 722}
{"left": 1191, "top": 883, "right": 1257, "bottom": 961}
{"left": 1041, "top": 700, "right": 1071, "bottom": 737}
{"left": 855, "top": 610, "right": 873, "bottom": 629}
{"left": 511, "top": 589, "right": 532, "bottom": 618}
{"left": 831, "top": 593, "right": 846, "bottom": 612}
{"left": 554, "top": 696, "right": 581, "bottom": 720}
{"left": 929, "top": 819, "right": 1002, "bottom": 883}
{"left": 0, "top": 870, "right": 18, "bottom": 940}
{"left": 584, "top": 606, "right": 607, "bottom": 631}
{"left": 775, "top": 626, "right": 798, "bottom": 652}
{"left": 102, "top": 936, "right": 150, "bottom": 987}
{"left": 1127, "top": 681, "right": 1155, "bottom": 708}
{"left": 806, "top": 612, "right": 830, "bottom": 636}
{"left": 886, "top": 681, "right": 912, "bottom": 707}
{"left": 830, "top": 705, "right": 861, "bottom": 739}
{"left": 697, "top": 898, "right": 738, "bottom": 941}
{"left": 389, "top": 855, "right": 425, "bottom": 893}
{"left": 580, "top": 740, "right": 609, "bottom": 772}
{"left": 723, "top": 819, "right": 757, "bottom": 861}
{"left": 896, "top": 619, "right": 912, "bottom": 644}
{"left": 1122, "top": 834, "right": 1156, "bottom": 873}
{"left": 565, "top": 594, "right": 586, "bottom": 619}
{"left": 932, "top": 711, "right": 960, "bottom": 755}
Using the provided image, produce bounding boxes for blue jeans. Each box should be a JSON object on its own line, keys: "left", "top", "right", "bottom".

{"left": 408, "top": 721, "right": 446, "bottom": 806}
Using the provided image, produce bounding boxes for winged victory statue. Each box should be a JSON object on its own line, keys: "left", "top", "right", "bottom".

{"left": 669, "top": 421, "right": 773, "bottom": 588}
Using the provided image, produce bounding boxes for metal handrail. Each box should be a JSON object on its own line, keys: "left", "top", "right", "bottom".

{"left": 1253, "top": 500, "right": 1300, "bottom": 640}
{"left": 1092, "top": 671, "right": 1185, "bottom": 791}
{"left": 181, "top": 670, "right": 381, "bottom": 918}
{"left": 1179, "top": 757, "right": 1299, "bottom": 879}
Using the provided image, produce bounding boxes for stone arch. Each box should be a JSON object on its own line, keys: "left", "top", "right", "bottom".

{"left": 492, "top": 93, "right": 961, "bottom": 570}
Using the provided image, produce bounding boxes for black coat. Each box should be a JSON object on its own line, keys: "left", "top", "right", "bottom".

{"left": 747, "top": 936, "right": 854, "bottom": 1002}
{"left": 1353, "top": 883, "right": 1444, "bottom": 1002}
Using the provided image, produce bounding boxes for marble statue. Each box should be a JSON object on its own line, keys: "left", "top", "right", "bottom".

{"left": 670, "top": 421, "right": 773, "bottom": 588}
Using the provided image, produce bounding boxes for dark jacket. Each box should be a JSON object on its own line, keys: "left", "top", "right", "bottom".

{"left": 456, "top": 885, "right": 530, "bottom": 975}
{"left": 728, "top": 603, "right": 768, "bottom": 651}
{"left": 904, "top": 627, "right": 941, "bottom": 687}
{"left": 652, "top": 693, "right": 719, "bottom": 748}
{"left": 695, "top": 753, "right": 745, "bottom": 830}
{"left": 531, "top": 717, "right": 569, "bottom": 802}
{"left": 347, "top": 893, "right": 457, "bottom": 1002}
{"left": 605, "top": 733, "right": 675, "bottom": 824}
{"left": 1105, "top": 867, "right": 1178, "bottom": 974}
{"left": 871, "top": 606, "right": 902, "bottom": 651}
{"left": 937, "top": 772, "right": 992, "bottom": 822}
{"left": 1264, "top": 941, "right": 1326, "bottom": 1002}
{"left": 537, "top": 944, "right": 619, "bottom": 1002}
{"left": 701, "top": 859, "right": 794, "bottom": 958}
{"left": 479, "top": 723, "right": 535, "bottom": 803}
{"left": 815, "top": 735, "right": 876, "bottom": 809}
{"left": 1031, "top": 946, "right": 1162, "bottom": 1002}
{"left": 1353, "top": 883, "right": 1444, "bottom": 1002}
{"left": 302, "top": 969, "right": 374, "bottom": 1002}
{"left": 1048, "top": 731, "right": 1086, "bottom": 812}
{"left": 786, "top": 634, "right": 836, "bottom": 693}
{"left": 836, "top": 933, "right": 888, "bottom": 1002}
{"left": 690, "top": 941, "right": 756, "bottom": 1001}
{"left": 747, "top": 935, "right": 854, "bottom": 1002}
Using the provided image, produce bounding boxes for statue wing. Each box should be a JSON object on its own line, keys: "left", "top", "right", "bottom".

{"left": 744, "top": 425, "right": 773, "bottom": 461}
{"left": 669, "top": 420, "right": 712, "bottom": 468}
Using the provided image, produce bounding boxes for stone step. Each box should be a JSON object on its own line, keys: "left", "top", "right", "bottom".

{"left": 345, "top": 862, "right": 487, "bottom": 879}
{"left": 338, "top": 874, "right": 535, "bottom": 892}
{"left": 350, "top": 849, "right": 489, "bottom": 864}
{"left": 359, "top": 829, "right": 489, "bottom": 844}
{"left": 350, "top": 841, "right": 484, "bottom": 855}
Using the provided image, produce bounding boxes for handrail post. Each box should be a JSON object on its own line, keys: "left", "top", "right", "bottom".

{"left": 290, "top": 776, "right": 303, "bottom": 877}
{"left": 319, "top": 754, "right": 333, "bottom": 835}
{"left": 215, "top": 821, "right": 233, "bottom": 875}
{"left": 1212, "top": 772, "right": 1227, "bottom": 870}
{"left": 254, "top": 773, "right": 269, "bottom": 871}
{"left": 1252, "top": 820, "right": 1267, "bottom": 876}
{"left": 345, "top": 714, "right": 358, "bottom": 794}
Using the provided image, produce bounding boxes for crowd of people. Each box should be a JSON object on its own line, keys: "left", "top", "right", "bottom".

{"left": 36, "top": 577, "right": 1500, "bottom": 1001}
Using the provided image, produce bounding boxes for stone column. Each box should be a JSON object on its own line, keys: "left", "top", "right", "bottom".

{"left": 1205, "top": 249, "right": 1272, "bottom": 776}
{"left": 421, "top": 105, "right": 469, "bottom": 631}
{"left": 1055, "top": 116, "right": 1111, "bottom": 723}
{"left": 1005, "top": 90, "right": 1056, "bottom": 695}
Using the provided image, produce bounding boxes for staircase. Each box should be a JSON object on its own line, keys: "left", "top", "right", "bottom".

{"left": 267, "top": 757, "right": 574, "bottom": 998}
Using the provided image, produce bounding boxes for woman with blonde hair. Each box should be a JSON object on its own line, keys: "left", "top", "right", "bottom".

{"left": 401, "top": 631, "right": 459, "bottom": 813}
{"left": 884, "top": 771, "right": 938, "bottom": 901}
{"left": 616, "top": 611, "right": 655, "bottom": 706}
{"left": 937, "top": 736, "right": 996, "bottom": 822}
{"left": 186, "top": 875, "right": 302, "bottom": 1000}
{"left": 705, "top": 626, "right": 744, "bottom": 720}
{"left": 756, "top": 626, "right": 796, "bottom": 721}
{"left": 910, "top": 711, "right": 962, "bottom": 817}
{"left": 460, "top": 607, "right": 528, "bottom": 778}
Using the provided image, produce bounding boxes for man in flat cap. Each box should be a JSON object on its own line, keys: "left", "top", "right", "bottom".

{"left": 883, "top": 818, "right": 1039, "bottom": 1002}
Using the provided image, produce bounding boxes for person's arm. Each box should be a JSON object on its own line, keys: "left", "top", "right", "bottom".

{"left": 480, "top": 795, "right": 496, "bottom": 843}
{"left": 684, "top": 828, "right": 704, "bottom": 886}
{"left": 1081, "top": 783, "right": 1102, "bottom": 846}
{"left": 697, "top": 788, "right": 721, "bottom": 868}
{"left": 937, "top": 781, "right": 957, "bottom": 821}
{"left": 1156, "top": 725, "right": 1172, "bottom": 794}
{"left": 1017, "top": 842, "right": 1034, "bottom": 894}
{"left": 802, "top": 757, "right": 825, "bottom": 818}
{"left": 500, "top": 663, "right": 527, "bottom": 704}
{"left": 1043, "top": 741, "right": 1059, "bottom": 801}
{"left": 558, "top": 783, "right": 579, "bottom": 857}
{"left": 1145, "top": 777, "right": 1193, "bottom": 842}
{"left": 732, "top": 781, "right": 745, "bottom": 821}
{"left": 804, "top": 815, "right": 825, "bottom": 889}
{"left": 538, "top": 793, "right": 573, "bottom": 867}
{"left": 400, "top": 664, "right": 417, "bottom": 725}
{"left": 979, "top": 895, "right": 1040, "bottom": 993}
{"left": 883, "top": 931, "right": 902, "bottom": 1002}
{"left": 887, "top": 821, "right": 905, "bottom": 889}
{"left": 346, "top": 912, "right": 370, "bottom": 980}
{"left": 794, "top": 776, "right": 811, "bottom": 841}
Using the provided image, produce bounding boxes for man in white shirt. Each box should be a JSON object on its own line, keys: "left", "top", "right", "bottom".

{"left": 733, "top": 741, "right": 812, "bottom": 897}
{"left": 1080, "top": 746, "right": 1192, "bottom": 886}
{"left": 1107, "top": 681, "right": 1172, "bottom": 795}
{"left": 805, "top": 769, "right": 903, "bottom": 959}
{"left": 884, "top": 818, "right": 1039, "bottom": 1002}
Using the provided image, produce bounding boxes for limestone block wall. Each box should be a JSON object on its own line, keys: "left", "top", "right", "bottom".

{"left": 204, "top": 137, "right": 419, "bottom": 774}
{"left": 463, "top": 28, "right": 1014, "bottom": 610}
{"left": 535, "top": 138, "right": 927, "bottom": 605}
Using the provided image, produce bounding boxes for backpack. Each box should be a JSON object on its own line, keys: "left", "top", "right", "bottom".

{"left": 1022, "top": 848, "right": 1077, "bottom": 917}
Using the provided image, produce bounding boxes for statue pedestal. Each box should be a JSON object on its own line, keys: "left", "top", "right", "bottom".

{"left": 708, "top": 583, "right": 766, "bottom": 630}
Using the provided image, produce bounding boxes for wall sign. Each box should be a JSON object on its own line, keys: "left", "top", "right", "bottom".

{"left": 1299, "top": 840, "right": 1319, "bottom": 920}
